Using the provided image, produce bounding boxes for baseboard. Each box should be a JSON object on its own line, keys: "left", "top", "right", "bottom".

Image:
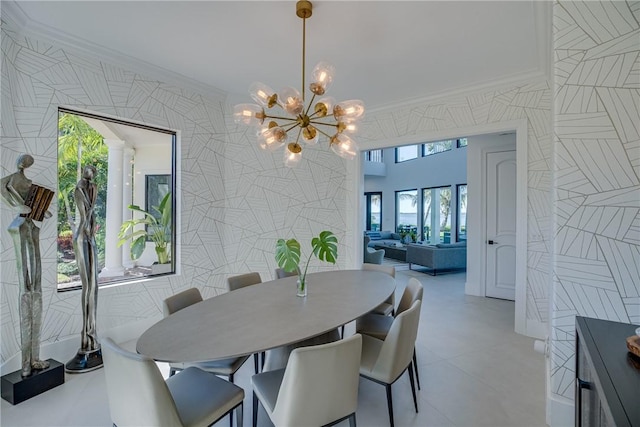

{"left": 0, "top": 316, "right": 161, "bottom": 375}
{"left": 547, "top": 393, "right": 573, "bottom": 427}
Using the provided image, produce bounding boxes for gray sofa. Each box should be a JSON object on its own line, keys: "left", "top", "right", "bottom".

{"left": 406, "top": 242, "right": 467, "bottom": 275}
{"left": 364, "top": 231, "right": 402, "bottom": 247}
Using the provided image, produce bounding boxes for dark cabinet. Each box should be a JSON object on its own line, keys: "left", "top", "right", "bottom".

{"left": 575, "top": 317, "right": 640, "bottom": 427}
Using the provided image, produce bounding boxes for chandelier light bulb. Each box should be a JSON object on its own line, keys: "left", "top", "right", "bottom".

{"left": 333, "top": 100, "right": 365, "bottom": 123}
{"left": 330, "top": 133, "right": 359, "bottom": 160}
{"left": 314, "top": 97, "right": 336, "bottom": 118}
{"left": 278, "top": 87, "right": 304, "bottom": 115}
{"left": 233, "top": 104, "right": 264, "bottom": 126}
{"left": 338, "top": 121, "right": 358, "bottom": 134}
{"left": 249, "top": 82, "right": 277, "bottom": 108}
{"left": 258, "top": 126, "right": 288, "bottom": 151}
{"left": 284, "top": 143, "right": 303, "bottom": 167}
{"left": 310, "top": 61, "right": 335, "bottom": 95}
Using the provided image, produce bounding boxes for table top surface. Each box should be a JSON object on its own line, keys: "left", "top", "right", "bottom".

{"left": 136, "top": 269, "right": 395, "bottom": 363}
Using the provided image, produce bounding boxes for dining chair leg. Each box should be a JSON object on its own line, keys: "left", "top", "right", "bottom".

{"left": 385, "top": 383, "right": 395, "bottom": 427}
{"left": 252, "top": 391, "right": 259, "bottom": 427}
{"left": 408, "top": 363, "right": 418, "bottom": 413}
{"left": 349, "top": 412, "right": 357, "bottom": 427}
{"left": 253, "top": 353, "right": 259, "bottom": 374}
{"left": 261, "top": 351, "right": 266, "bottom": 370}
{"left": 235, "top": 403, "right": 243, "bottom": 427}
{"left": 229, "top": 404, "right": 234, "bottom": 427}
{"left": 413, "top": 348, "right": 421, "bottom": 390}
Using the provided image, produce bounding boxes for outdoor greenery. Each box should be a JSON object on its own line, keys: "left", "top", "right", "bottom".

{"left": 118, "top": 192, "right": 172, "bottom": 265}
{"left": 57, "top": 112, "right": 108, "bottom": 282}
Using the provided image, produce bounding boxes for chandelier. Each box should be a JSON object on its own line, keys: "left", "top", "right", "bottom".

{"left": 233, "top": 0, "right": 365, "bottom": 167}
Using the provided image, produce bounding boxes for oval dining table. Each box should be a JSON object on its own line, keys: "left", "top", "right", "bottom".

{"left": 136, "top": 269, "right": 395, "bottom": 363}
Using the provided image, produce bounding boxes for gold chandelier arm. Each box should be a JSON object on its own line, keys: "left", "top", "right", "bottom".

{"left": 285, "top": 123, "right": 300, "bottom": 133}
{"left": 314, "top": 126, "right": 334, "bottom": 139}
{"left": 264, "top": 114, "right": 297, "bottom": 122}
{"left": 295, "top": 127, "right": 302, "bottom": 145}
{"left": 308, "top": 119, "right": 339, "bottom": 128}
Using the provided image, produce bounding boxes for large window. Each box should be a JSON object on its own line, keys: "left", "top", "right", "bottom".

{"left": 395, "top": 189, "right": 418, "bottom": 235}
{"left": 364, "top": 192, "right": 382, "bottom": 231}
{"left": 421, "top": 186, "right": 451, "bottom": 244}
{"left": 457, "top": 184, "right": 467, "bottom": 241}
{"left": 395, "top": 145, "right": 419, "bottom": 163}
{"left": 423, "top": 140, "right": 453, "bottom": 156}
{"left": 57, "top": 109, "right": 176, "bottom": 291}
{"left": 457, "top": 137, "right": 468, "bottom": 147}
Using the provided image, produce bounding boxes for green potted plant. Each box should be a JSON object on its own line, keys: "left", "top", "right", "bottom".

{"left": 117, "top": 192, "right": 172, "bottom": 271}
{"left": 275, "top": 230, "right": 338, "bottom": 297}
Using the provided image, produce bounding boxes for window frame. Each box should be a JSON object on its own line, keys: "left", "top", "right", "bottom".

{"left": 364, "top": 191, "right": 382, "bottom": 231}
{"left": 395, "top": 188, "right": 418, "bottom": 234}
{"left": 56, "top": 108, "right": 178, "bottom": 292}
{"left": 395, "top": 145, "right": 419, "bottom": 163}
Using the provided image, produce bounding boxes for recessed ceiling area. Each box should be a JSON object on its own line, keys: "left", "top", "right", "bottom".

{"left": 9, "top": 1, "right": 546, "bottom": 110}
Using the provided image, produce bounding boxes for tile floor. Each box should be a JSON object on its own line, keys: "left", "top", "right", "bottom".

{"left": 0, "top": 269, "right": 548, "bottom": 427}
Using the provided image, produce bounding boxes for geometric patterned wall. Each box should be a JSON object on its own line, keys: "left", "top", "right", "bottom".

{"left": 358, "top": 78, "right": 553, "bottom": 331}
{"left": 0, "top": 16, "right": 348, "bottom": 366}
{"left": 551, "top": 0, "right": 640, "bottom": 400}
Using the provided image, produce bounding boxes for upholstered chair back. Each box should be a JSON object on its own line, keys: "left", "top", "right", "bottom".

{"left": 102, "top": 337, "right": 182, "bottom": 427}
{"left": 163, "top": 287, "right": 202, "bottom": 317}
{"left": 271, "top": 334, "right": 363, "bottom": 427}
{"left": 397, "top": 278, "right": 424, "bottom": 315}
{"left": 371, "top": 300, "right": 421, "bottom": 384}
{"left": 227, "top": 272, "right": 262, "bottom": 291}
{"left": 361, "top": 262, "right": 396, "bottom": 278}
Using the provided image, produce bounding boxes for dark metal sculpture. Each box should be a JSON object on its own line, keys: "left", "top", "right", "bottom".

{"left": 66, "top": 165, "right": 103, "bottom": 373}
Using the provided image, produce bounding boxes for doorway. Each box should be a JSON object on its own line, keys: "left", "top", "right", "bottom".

{"left": 352, "top": 119, "right": 529, "bottom": 336}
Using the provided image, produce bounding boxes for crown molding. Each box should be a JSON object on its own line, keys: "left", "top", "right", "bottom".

{"left": 1, "top": 1, "right": 228, "bottom": 102}
{"left": 367, "top": 69, "right": 549, "bottom": 115}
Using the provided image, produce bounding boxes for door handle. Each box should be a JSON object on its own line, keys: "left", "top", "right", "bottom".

{"left": 487, "top": 240, "right": 498, "bottom": 245}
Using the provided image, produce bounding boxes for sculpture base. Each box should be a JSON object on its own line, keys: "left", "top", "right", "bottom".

{"left": 65, "top": 348, "right": 103, "bottom": 373}
{"left": 1, "top": 359, "right": 64, "bottom": 405}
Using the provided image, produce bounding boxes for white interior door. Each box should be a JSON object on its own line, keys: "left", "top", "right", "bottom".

{"left": 485, "top": 150, "right": 516, "bottom": 300}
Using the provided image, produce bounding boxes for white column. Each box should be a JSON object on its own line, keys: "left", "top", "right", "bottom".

{"left": 121, "top": 147, "right": 135, "bottom": 268}
{"left": 100, "top": 139, "right": 126, "bottom": 278}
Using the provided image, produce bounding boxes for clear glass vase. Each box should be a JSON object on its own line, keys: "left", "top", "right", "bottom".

{"left": 296, "top": 277, "right": 307, "bottom": 297}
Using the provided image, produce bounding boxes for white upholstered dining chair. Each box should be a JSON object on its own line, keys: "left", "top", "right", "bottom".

{"left": 252, "top": 334, "right": 362, "bottom": 427}
{"left": 102, "top": 337, "right": 244, "bottom": 427}
{"left": 359, "top": 300, "right": 422, "bottom": 427}
{"left": 163, "top": 288, "right": 251, "bottom": 384}
{"left": 361, "top": 263, "right": 396, "bottom": 316}
{"left": 356, "top": 277, "right": 424, "bottom": 388}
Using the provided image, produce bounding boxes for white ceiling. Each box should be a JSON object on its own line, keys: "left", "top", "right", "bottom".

{"left": 10, "top": 1, "right": 547, "bottom": 111}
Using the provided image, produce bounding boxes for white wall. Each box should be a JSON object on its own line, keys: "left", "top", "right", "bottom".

{"left": 549, "top": 1, "right": 640, "bottom": 422}
{"left": 364, "top": 145, "right": 467, "bottom": 235}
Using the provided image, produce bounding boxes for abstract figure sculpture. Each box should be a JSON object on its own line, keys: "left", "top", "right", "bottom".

{"left": 1, "top": 154, "right": 54, "bottom": 377}
{"left": 66, "top": 165, "right": 103, "bottom": 373}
